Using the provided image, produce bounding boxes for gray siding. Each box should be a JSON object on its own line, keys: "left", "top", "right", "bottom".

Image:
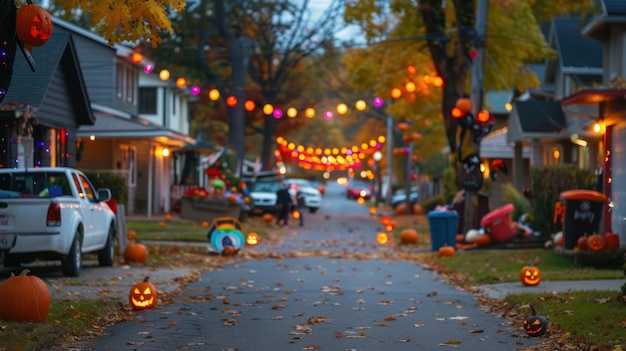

{"left": 58, "top": 29, "right": 116, "bottom": 107}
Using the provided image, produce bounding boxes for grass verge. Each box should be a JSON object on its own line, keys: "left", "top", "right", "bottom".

{"left": 0, "top": 299, "right": 131, "bottom": 351}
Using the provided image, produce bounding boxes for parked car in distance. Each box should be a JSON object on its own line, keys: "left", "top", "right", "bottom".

{"left": 283, "top": 178, "right": 323, "bottom": 213}
{"left": 247, "top": 179, "right": 281, "bottom": 214}
{"left": 391, "top": 187, "right": 419, "bottom": 208}
{"left": 346, "top": 181, "right": 372, "bottom": 200}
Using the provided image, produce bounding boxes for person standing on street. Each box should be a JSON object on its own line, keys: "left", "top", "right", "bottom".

{"left": 275, "top": 182, "right": 292, "bottom": 226}
{"left": 289, "top": 183, "right": 305, "bottom": 227}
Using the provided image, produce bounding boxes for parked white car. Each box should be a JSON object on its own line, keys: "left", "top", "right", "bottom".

{"left": 283, "top": 178, "right": 323, "bottom": 213}
{"left": 247, "top": 179, "right": 281, "bottom": 214}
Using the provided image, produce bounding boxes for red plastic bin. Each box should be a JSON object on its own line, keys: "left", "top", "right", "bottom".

{"left": 480, "top": 203, "right": 515, "bottom": 243}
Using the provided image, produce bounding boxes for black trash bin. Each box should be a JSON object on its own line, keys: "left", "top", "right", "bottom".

{"left": 559, "top": 190, "right": 607, "bottom": 250}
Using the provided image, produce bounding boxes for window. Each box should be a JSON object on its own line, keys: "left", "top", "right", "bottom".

{"left": 115, "top": 61, "right": 138, "bottom": 105}
{"left": 139, "top": 87, "right": 158, "bottom": 114}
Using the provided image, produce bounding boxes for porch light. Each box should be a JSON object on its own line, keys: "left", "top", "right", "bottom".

{"left": 593, "top": 119, "right": 604, "bottom": 134}
{"left": 162, "top": 148, "right": 170, "bottom": 157}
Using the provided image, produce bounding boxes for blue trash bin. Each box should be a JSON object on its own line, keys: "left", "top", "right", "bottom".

{"left": 427, "top": 210, "right": 459, "bottom": 251}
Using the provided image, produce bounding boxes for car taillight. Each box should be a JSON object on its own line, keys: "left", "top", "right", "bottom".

{"left": 47, "top": 202, "right": 61, "bottom": 226}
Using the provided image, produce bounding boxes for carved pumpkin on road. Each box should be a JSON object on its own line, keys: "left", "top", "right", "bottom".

{"left": 129, "top": 276, "right": 157, "bottom": 310}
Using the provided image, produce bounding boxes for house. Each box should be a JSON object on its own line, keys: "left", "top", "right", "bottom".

{"left": 561, "top": 0, "right": 626, "bottom": 245}
{"left": 0, "top": 30, "right": 93, "bottom": 169}
{"left": 506, "top": 16, "right": 604, "bottom": 192}
{"left": 1, "top": 17, "right": 196, "bottom": 217}
{"left": 38, "top": 19, "right": 196, "bottom": 217}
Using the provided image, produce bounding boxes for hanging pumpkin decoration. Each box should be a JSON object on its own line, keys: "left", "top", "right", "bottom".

{"left": 438, "top": 245, "right": 455, "bottom": 258}
{"left": 523, "top": 305, "right": 548, "bottom": 337}
{"left": 455, "top": 98, "right": 472, "bottom": 113}
{"left": 124, "top": 242, "right": 148, "bottom": 263}
{"left": 587, "top": 233, "right": 605, "bottom": 252}
{"left": 520, "top": 266, "right": 541, "bottom": 286}
{"left": 0, "top": 269, "right": 50, "bottom": 323}
{"left": 246, "top": 232, "right": 259, "bottom": 246}
{"left": 129, "top": 276, "right": 158, "bottom": 310}
{"left": 400, "top": 228, "right": 418, "bottom": 244}
{"left": 16, "top": 3, "right": 53, "bottom": 51}
{"left": 604, "top": 232, "right": 620, "bottom": 251}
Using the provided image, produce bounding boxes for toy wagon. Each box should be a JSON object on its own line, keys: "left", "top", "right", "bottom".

{"left": 206, "top": 216, "right": 245, "bottom": 254}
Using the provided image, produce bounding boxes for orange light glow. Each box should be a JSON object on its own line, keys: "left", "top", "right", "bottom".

{"left": 244, "top": 100, "right": 256, "bottom": 112}
{"left": 226, "top": 96, "right": 237, "bottom": 107}
{"left": 451, "top": 107, "right": 464, "bottom": 118}
{"left": 131, "top": 53, "right": 143, "bottom": 63}
{"left": 477, "top": 110, "right": 490, "bottom": 123}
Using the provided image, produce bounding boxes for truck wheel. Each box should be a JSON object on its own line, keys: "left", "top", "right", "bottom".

{"left": 97, "top": 225, "right": 115, "bottom": 267}
{"left": 62, "top": 231, "right": 82, "bottom": 277}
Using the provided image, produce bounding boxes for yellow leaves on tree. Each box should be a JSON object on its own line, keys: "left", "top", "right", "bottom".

{"left": 55, "top": 0, "right": 186, "bottom": 47}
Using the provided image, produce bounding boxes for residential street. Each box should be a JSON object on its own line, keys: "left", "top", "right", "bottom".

{"left": 85, "top": 183, "right": 540, "bottom": 351}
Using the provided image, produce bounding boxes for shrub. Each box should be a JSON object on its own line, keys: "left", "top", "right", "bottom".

{"left": 82, "top": 170, "right": 128, "bottom": 206}
{"left": 503, "top": 183, "right": 532, "bottom": 220}
{"left": 530, "top": 164, "right": 594, "bottom": 235}
{"left": 420, "top": 194, "right": 444, "bottom": 213}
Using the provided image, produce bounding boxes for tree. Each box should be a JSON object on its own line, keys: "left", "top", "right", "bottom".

{"left": 141, "top": 0, "right": 346, "bottom": 172}
{"left": 48, "top": 0, "right": 185, "bottom": 46}
{"left": 343, "top": 0, "right": 592, "bottom": 170}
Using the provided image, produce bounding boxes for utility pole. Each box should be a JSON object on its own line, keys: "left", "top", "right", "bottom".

{"left": 464, "top": 0, "right": 488, "bottom": 232}
{"left": 385, "top": 114, "right": 393, "bottom": 205}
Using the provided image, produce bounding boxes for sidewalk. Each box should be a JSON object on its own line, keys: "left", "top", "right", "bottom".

{"left": 477, "top": 279, "right": 624, "bottom": 299}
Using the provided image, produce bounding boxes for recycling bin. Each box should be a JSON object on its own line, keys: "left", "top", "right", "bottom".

{"left": 480, "top": 203, "right": 515, "bottom": 243}
{"left": 559, "top": 190, "right": 607, "bottom": 250}
{"left": 427, "top": 210, "right": 459, "bottom": 251}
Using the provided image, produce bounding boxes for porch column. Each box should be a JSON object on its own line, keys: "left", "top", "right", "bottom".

{"left": 513, "top": 141, "right": 523, "bottom": 189}
{"left": 530, "top": 138, "right": 542, "bottom": 166}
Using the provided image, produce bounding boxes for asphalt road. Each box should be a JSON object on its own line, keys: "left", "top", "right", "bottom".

{"left": 86, "top": 182, "right": 541, "bottom": 351}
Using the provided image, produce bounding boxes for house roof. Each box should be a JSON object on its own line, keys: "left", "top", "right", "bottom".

{"left": 1, "top": 32, "right": 94, "bottom": 126}
{"left": 507, "top": 100, "right": 568, "bottom": 142}
{"left": 480, "top": 128, "right": 529, "bottom": 159}
{"left": 562, "top": 88, "right": 626, "bottom": 105}
{"left": 77, "top": 112, "right": 195, "bottom": 147}
{"left": 583, "top": 0, "right": 626, "bottom": 40}
{"left": 553, "top": 17, "right": 603, "bottom": 69}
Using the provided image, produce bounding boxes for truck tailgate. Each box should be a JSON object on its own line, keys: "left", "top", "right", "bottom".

{"left": 0, "top": 199, "right": 53, "bottom": 234}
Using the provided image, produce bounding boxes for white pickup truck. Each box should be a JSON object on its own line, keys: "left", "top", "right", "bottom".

{"left": 0, "top": 167, "right": 117, "bottom": 277}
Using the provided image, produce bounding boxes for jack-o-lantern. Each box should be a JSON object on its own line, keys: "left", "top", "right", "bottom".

{"left": 246, "top": 232, "right": 259, "bottom": 246}
{"left": 129, "top": 276, "right": 157, "bottom": 310}
{"left": 523, "top": 305, "right": 548, "bottom": 337}
{"left": 0, "top": 269, "right": 50, "bottom": 323}
{"left": 587, "top": 234, "right": 605, "bottom": 252}
{"left": 376, "top": 232, "right": 389, "bottom": 244}
{"left": 520, "top": 265, "right": 541, "bottom": 286}
{"left": 292, "top": 209, "right": 300, "bottom": 219}
{"left": 369, "top": 207, "right": 377, "bottom": 215}
{"left": 16, "top": 4, "right": 53, "bottom": 51}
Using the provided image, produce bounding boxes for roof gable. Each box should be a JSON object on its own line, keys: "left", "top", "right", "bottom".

{"left": 1, "top": 32, "right": 94, "bottom": 125}
{"left": 516, "top": 100, "right": 567, "bottom": 133}
{"left": 553, "top": 17, "right": 603, "bottom": 69}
